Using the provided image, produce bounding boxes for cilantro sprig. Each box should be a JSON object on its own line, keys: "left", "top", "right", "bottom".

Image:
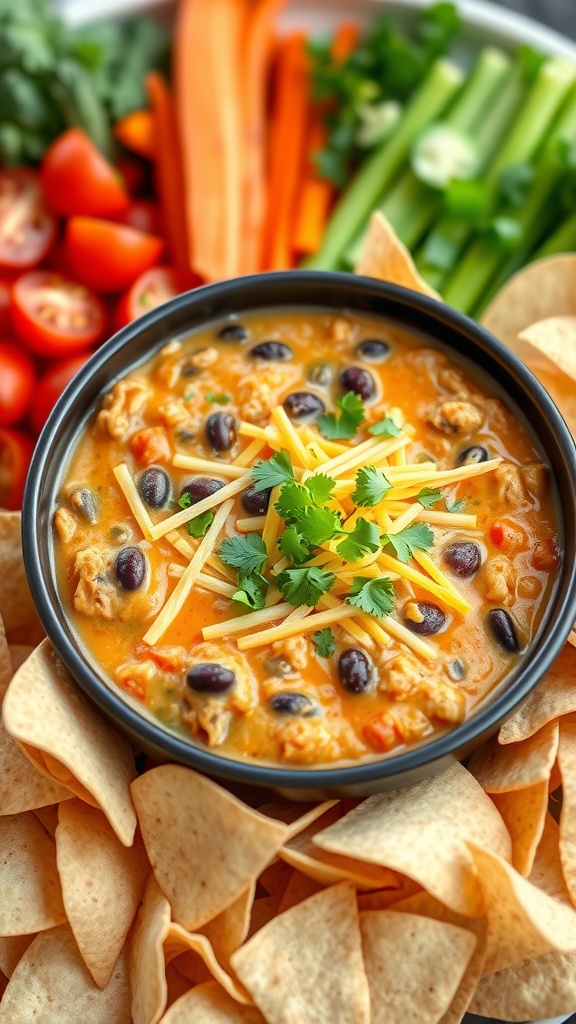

{"left": 277, "top": 567, "right": 336, "bottom": 607}
{"left": 353, "top": 466, "right": 392, "bottom": 507}
{"left": 416, "top": 487, "right": 442, "bottom": 509}
{"left": 336, "top": 518, "right": 381, "bottom": 562}
{"left": 346, "top": 576, "right": 395, "bottom": 618}
{"left": 219, "top": 533, "right": 268, "bottom": 575}
{"left": 317, "top": 392, "right": 365, "bottom": 440}
{"left": 232, "top": 572, "right": 269, "bottom": 610}
{"left": 369, "top": 415, "right": 401, "bottom": 438}
{"left": 313, "top": 628, "right": 335, "bottom": 658}
{"left": 381, "top": 523, "right": 434, "bottom": 563}
{"left": 252, "top": 451, "right": 295, "bottom": 492}
{"left": 188, "top": 511, "right": 214, "bottom": 537}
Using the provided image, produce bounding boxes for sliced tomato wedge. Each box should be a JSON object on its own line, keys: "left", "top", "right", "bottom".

{"left": 116, "top": 266, "right": 178, "bottom": 328}
{"left": 0, "top": 427, "right": 34, "bottom": 510}
{"left": 65, "top": 217, "right": 164, "bottom": 294}
{"left": 11, "top": 271, "right": 106, "bottom": 357}
{"left": 30, "top": 354, "right": 90, "bottom": 435}
{"left": 0, "top": 169, "right": 57, "bottom": 270}
{"left": 41, "top": 128, "right": 129, "bottom": 218}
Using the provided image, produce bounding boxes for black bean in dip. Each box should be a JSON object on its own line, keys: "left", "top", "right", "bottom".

{"left": 180, "top": 476, "right": 224, "bottom": 504}
{"left": 187, "top": 663, "right": 235, "bottom": 693}
{"left": 250, "top": 341, "right": 293, "bottom": 361}
{"left": 443, "top": 541, "right": 481, "bottom": 578}
{"left": 340, "top": 366, "right": 376, "bottom": 401}
{"left": 283, "top": 391, "right": 325, "bottom": 422}
{"left": 456, "top": 445, "right": 489, "bottom": 467}
{"left": 487, "top": 609, "right": 519, "bottom": 653}
{"left": 356, "top": 339, "right": 391, "bottom": 363}
{"left": 139, "top": 467, "right": 171, "bottom": 509}
{"left": 206, "top": 412, "right": 236, "bottom": 452}
{"left": 404, "top": 602, "right": 446, "bottom": 635}
{"left": 242, "top": 486, "right": 272, "bottom": 515}
{"left": 115, "top": 547, "right": 148, "bottom": 591}
{"left": 218, "top": 323, "right": 249, "bottom": 343}
{"left": 270, "top": 692, "right": 316, "bottom": 716}
{"left": 338, "top": 648, "right": 373, "bottom": 693}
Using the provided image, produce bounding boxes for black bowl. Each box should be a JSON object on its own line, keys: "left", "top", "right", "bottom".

{"left": 23, "top": 272, "right": 576, "bottom": 799}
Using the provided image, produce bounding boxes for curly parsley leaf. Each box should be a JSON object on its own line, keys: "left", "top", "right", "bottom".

{"left": 336, "top": 517, "right": 381, "bottom": 561}
{"left": 446, "top": 495, "right": 466, "bottom": 513}
{"left": 277, "top": 526, "right": 311, "bottom": 565}
{"left": 313, "top": 627, "right": 335, "bottom": 658}
{"left": 277, "top": 567, "right": 336, "bottom": 607}
{"left": 317, "top": 391, "right": 365, "bottom": 440}
{"left": 205, "top": 392, "right": 231, "bottom": 405}
{"left": 219, "top": 533, "right": 268, "bottom": 575}
{"left": 187, "top": 511, "right": 214, "bottom": 537}
{"left": 416, "top": 487, "right": 442, "bottom": 509}
{"left": 232, "top": 572, "right": 268, "bottom": 610}
{"left": 346, "top": 576, "right": 395, "bottom": 618}
{"left": 252, "top": 450, "right": 295, "bottom": 492}
{"left": 306, "top": 473, "right": 336, "bottom": 505}
{"left": 369, "top": 415, "right": 401, "bottom": 438}
{"left": 353, "top": 466, "right": 392, "bottom": 507}
{"left": 382, "top": 522, "right": 434, "bottom": 562}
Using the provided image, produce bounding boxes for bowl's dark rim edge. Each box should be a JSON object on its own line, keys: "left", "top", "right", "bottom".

{"left": 23, "top": 271, "right": 576, "bottom": 788}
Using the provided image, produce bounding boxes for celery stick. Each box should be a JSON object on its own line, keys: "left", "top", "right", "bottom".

{"left": 443, "top": 71, "right": 576, "bottom": 314}
{"left": 533, "top": 208, "right": 576, "bottom": 258}
{"left": 344, "top": 48, "right": 511, "bottom": 265}
{"left": 303, "top": 58, "right": 464, "bottom": 271}
{"left": 417, "top": 56, "right": 575, "bottom": 290}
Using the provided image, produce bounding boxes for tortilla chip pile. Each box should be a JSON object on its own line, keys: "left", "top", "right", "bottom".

{"left": 1, "top": 217, "right": 576, "bottom": 1022}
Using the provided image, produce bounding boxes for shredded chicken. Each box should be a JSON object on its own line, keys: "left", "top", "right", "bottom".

{"left": 278, "top": 717, "right": 338, "bottom": 764}
{"left": 421, "top": 677, "right": 466, "bottom": 723}
{"left": 184, "top": 699, "right": 233, "bottom": 746}
{"left": 271, "top": 635, "right": 310, "bottom": 673}
{"left": 73, "top": 546, "right": 119, "bottom": 619}
{"left": 115, "top": 660, "right": 157, "bottom": 702}
{"left": 53, "top": 507, "right": 77, "bottom": 544}
{"left": 237, "top": 368, "right": 295, "bottom": 425}
{"left": 438, "top": 367, "right": 472, "bottom": 397}
{"left": 521, "top": 463, "right": 548, "bottom": 500}
{"left": 185, "top": 347, "right": 218, "bottom": 370}
{"left": 378, "top": 652, "right": 423, "bottom": 700}
{"left": 494, "top": 463, "right": 526, "bottom": 506}
{"left": 97, "top": 379, "right": 150, "bottom": 440}
{"left": 481, "top": 554, "right": 516, "bottom": 604}
{"left": 324, "top": 316, "right": 354, "bottom": 344}
{"left": 430, "top": 400, "right": 484, "bottom": 435}
{"left": 156, "top": 401, "right": 189, "bottom": 427}
{"left": 388, "top": 704, "right": 431, "bottom": 742}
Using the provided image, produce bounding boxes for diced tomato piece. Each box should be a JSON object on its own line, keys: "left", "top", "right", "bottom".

{"left": 65, "top": 217, "right": 164, "bottom": 294}
{"left": 363, "top": 713, "right": 399, "bottom": 753}
{"left": 0, "top": 169, "right": 57, "bottom": 270}
{"left": 489, "top": 518, "right": 528, "bottom": 555}
{"left": 129, "top": 426, "right": 170, "bottom": 465}
{"left": 0, "top": 427, "right": 34, "bottom": 509}
{"left": 41, "top": 129, "right": 129, "bottom": 218}
{"left": 490, "top": 523, "right": 504, "bottom": 546}
{"left": 144, "top": 646, "right": 186, "bottom": 672}
{"left": 531, "top": 537, "right": 561, "bottom": 573}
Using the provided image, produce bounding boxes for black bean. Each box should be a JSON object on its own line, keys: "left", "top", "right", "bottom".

{"left": 250, "top": 341, "right": 293, "bottom": 361}
{"left": 181, "top": 356, "right": 201, "bottom": 378}
{"left": 270, "top": 692, "right": 316, "bottom": 716}
{"left": 115, "top": 547, "right": 148, "bottom": 591}
{"left": 139, "top": 467, "right": 171, "bottom": 509}
{"left": 180, "top": 476, "right": 224, "bottom": 504}
{"left": 242, "top": 486, "right": 271, "bottom": 515}
{"left": 206, "top": 412, "right": 236, "bottom": 452}
{"left": 70, "top": 488, "right": 99, "bottom": 524}
{"left": 340, "top": 366, "right": 376, "bottom": 401}
{"left": 218, "top": 323, "right": 249, "bottom": 343}
{"left": 487, "top": 609, "right": 519, "bottom": 653}
{"left": 356, "top": 339, "right": 391, "bottom": 363}
{"left": 338, "top": 648, "right": 373, "bottom": 694}
{"left": 283, "top": 391, "right": 325, "bottom": 422}
{"left": 187, "top": 663, "right": 235, "bottom": 693}
{"left": 307, "top": 362, "right": 333, "bottom": 388}
{"left": 447, "top": 658, "right": 466, "bottom": 682}
{"left": 443, "top": 541, "right": 481, "bottom": 578}
{"left": 404, "top": 602, "right": 446, "bottom": 636}
{"left": 456, "top": 445, "right": 489, "bottom": 467}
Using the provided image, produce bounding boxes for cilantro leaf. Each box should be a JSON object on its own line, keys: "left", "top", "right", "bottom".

{"left": 382, "top": 523, "right": 434, "bottom": 562}
{"left": 205, "top": 392, "right": 231, "bottom": 405}
{"left": 277, "top": 526, "right": 311, "bottom": 565}
{"left": 178, "top": 492, "right": 192, "bottom": 510}
{"left": 353, "top": 466, "right": 391, "bottom": 507}
{"left": 297, "top": 507, "right": 343, "bottom": 547}
{"left": 446, "top": 495, "right": 466, "bottom": 513}
{"left": 416, "top": 487, "right": 442, "bottom": 509}
{"left": 369, "top": 415, "right": 401, "bottom": 438}
{"left": 252, "top": 450, "right": 295, "bottom": 492}
{"left": 277, "top": 567, "right": 335, "bottom": 607}
{"left": 317, "top": 391, "right": 365, "bottom": 440}
{"left": 336, "top": 517, "right": 381, "bottom": 562}
{"left": 313, "top": 628, "right": 335, "bottom": 658}
{"left": 219, "top": 533, "right": 268, "bottom": 575}
{"left": 306, "top": 474, "right": 336, "bottom": 505}
{"left": 275, "top": 483, "right": 313, "bottom": 523}
{"left": 187, "top": 511, "right": 214, "bottom": 537}
{"left": 346, "top": 576, "right": 395, "bottom": 618}
{"left": 232, "top": 572, "right": 268, "bottom": 610}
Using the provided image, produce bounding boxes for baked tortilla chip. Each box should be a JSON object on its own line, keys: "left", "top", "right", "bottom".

{"left": 356, "top": 212, "right": 441, "bottom": 299}
{"left": 359, "top": 910, "right": 476, "bottom": 1024}
{"left": 498, "top": 642, "right": 576, "bottom": 744}
{"left": 491, "top": 783, "right": 549, "bottom": 877}
{"left": 481, "top": 253, "right": 576, "bottom": 348}
{"left": 519, "top": 315, "right": 576, "bottom": 382}
{"left": 231, "top": 883, "right": 370, "bottom": 1024}
{"left": 258, "top": 799, "right": 339, "bottom": 840}
{"left": 0, "top": 812, "right": 66, "bottom": 934}
{"left": 2, "top": 640, "right": 137, "bottom": 846}
{"left": 7, "top": 644, "right": 34, "bottom": 674}
{"left": 276, "top": 869, "right": 322, "bottom": 914}
{"left": 160, "top": 981, "right": 265, "bottom": 1024}
{"left": 199, "top": 883, "right": 255, "bottom": 964}
{"left": 163, "top": 922, "right": 251, "bottom": 1005}
{"left": 312, "top": 763, "right": 511, "bottom": 916}
{"left": 0, "top": 934, "right": 35, "bottom": 979}
{"left": 468, "top": 721, "right": 559, "bottom": 791}
{"left": 469, "top": 947, "right": 576, "bottom": 1021}
{"left": 557, "top": 719, "right": 576, "bottom": 905}
{"left": 131, "top": 765, "right": 288, "bottom": 931}
{"left": 0, "top": 512, "right": 44, "bottom": 645}
{"left": 130, "top": 875, "right": 171, "bottom": 1024}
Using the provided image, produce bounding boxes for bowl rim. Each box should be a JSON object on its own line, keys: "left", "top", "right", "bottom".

{"left": 23, "top": 270, "right": 576, "bottom": 789}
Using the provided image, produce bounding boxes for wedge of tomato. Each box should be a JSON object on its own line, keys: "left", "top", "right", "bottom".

{"left": 65, "top": 217, "right": 164, "bottom": 294}
{"left": 0, "top": 340, "right": 35, "bottom": 426}
{"left": 30, "top": 354, "right": 90, "bottom": 435}
{"left": 0, "top": 427, "right": 34, "bottom": 510}
{"left": 116, "top": 266, "right": 178, "bottom": 328}
{"left": 41, "top": 128, "right": 129, "bottom": 218}
{"left": 11, "top": 271, "right": 106, "bottom": 357}
{"left": 0, "top": 169, "right": 57, "bottom": 270}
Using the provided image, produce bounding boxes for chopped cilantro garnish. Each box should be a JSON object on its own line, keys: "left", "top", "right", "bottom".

{"left": 446, "top": 495, "right": 466, "bottom": 513}
{"left": 219, "top": 533, "right": 268, "bottom": 575}
{"left": 252, "top": 450, "right": 295, "bottom": 492}
{"left": 187, "top": 511, "right": 214, "bottom": 537}
{"left": 178, "top": 492, "right": 192, "bottom": 510}
{"left": 353, "top": 466, "right": 392, "bottom": 507}
{"left": 275, "top": 476, "right": 337, "bottom": 523}
{"left": 416, "top": 487, "right": 442, "bottom": 509}
{"left": 317, "top": 391, "right": 365, "bottom": 440}
{"left": 336, "top": 517, "right": 381, "bottom": 562}
{"left": 369, "top": 415, "right": 401, "bottom": 438}
{"left": 277, "top": 567, "right": 335, "bottom": 607}
{"left": 297, "top": 507, "right": 343, "bottom": 547}
{"left": 205, "top": 392, "right": 231, "bottom": 405}
{"left": 313, "top": 628, "right": 335, "bottom": 658}
{"left": 346, "top": 576, "right": 395, "bottom": 618}
{"left": 277, "top": 526, "right": 311, "bottom": 565}
{"left": 306, "top": 474, "right": 336, "bottom": 505}
{"left": 382, "top": 522, "right": 434, "bottom": 563}
{"left": 232, "top": 572, "right": 268, "bottom": 610}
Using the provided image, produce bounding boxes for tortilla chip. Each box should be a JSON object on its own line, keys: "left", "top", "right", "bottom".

{"left": 231, "top": 882, "right": 370, "bottom": 1024}
{"left": 0, "top": 925, "right": 131, "bottom": 1024}
{"left": 356, "top": 212, "right": 441, "bottom": 299}
{"left": 529, "top": 813, "right": 568, "bottom": 900}
{"left": 258, "top": 799, "right": 339, "bottom": 840}
{"left": 131, "top": 765, "right": 288, "bottom": 931}
{"left": 160, "top": 981, "right": 265, "bottom": 1024}
{"left": 468, "top": 721, "right": 559, "bottom": 791}
{"left": 276, "top": 869, "right": 323, "bottom": 914}
{"left": 0, "top": 616, "right": 10, "bottom": 695}
{"left": 556, "top": 719, "right": 576, "bottom": 905}
{"left": 519, "top": 315, "right": 576, "bottom": 381}
{"left": 55, "top": 799, "right": 150, "bottom": 987}
{"left": 491, "top": 783, "right": 549, "bottom": 877}
{"left": 130, "top": 875, "right": 171, "bottom": 1024}
{"left": 357, "top": 875, "right": 424, "bottom": 912}
{"left": 0, "top": 812, "right": 66, "bottom": 934}
{"left": 2, "top": 640, "right": 137, "bottom": 846}
{"left": 246, "top": 895, "right": 280, "bottom": 939}
{"left": 467, "top": 841, "right": 576, "bottom": 974}
{"left": 0, "top": 511, "right": 44, "bottom": 645}
{"left": 0, "top": 934, "right": 35, "bottom": 978}
{"left": 199, "top": 883, "right": 255, "bottom": 964}
{"left": 498, "top": 642, "right": 576, "bottom": 744}
{"left": 481, "top": 253, "right": 576, "bottom": 349}
{"left": 34, "top": 803, "right": 60, "bottom": 836}
{"left": 359, "top": 910, "right": 476, "bottom": 1024}
{"left": 312, "top": 763, "right": 511, "bottom": 916}
{"left": 163, "top": 921, "right": 251, "bottom": 1005}
{"left": 258, "top": 859, "right": 292, "bottom": 898}
{"left": 164, "top": 960, "right": 191, "bottom": 1009}
{"left": 8, "top": 644, "right": 34, "bottom": 674}
{"left": 470, "top": 946, "right": 576, "bottom": 1021}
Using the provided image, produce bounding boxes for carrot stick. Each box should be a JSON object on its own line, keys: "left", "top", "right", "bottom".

{"left": 145, "top": 73, "right": 196, "bottom": 290}
{"left": 114, "top": 110, "right": 156, "bottom": 160}
{"left": 331, "top": 20, "right": 360, "bottom": 63}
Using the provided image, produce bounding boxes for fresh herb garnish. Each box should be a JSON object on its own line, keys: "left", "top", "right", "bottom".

{"left": 306, "top": 474, "right": 336, "bottom": 505}
{"left": 382, "top": 522, "right": 434, "bottom": 562}
{"left": 187, "top": 511, "right": 214, "bottom": 537}
{"left": 297, "top": 507, "right": 343, "bottom": 547}
{"left": 219, "top": 533, "right": 268, "bottom": 575}
{"left": 252, "top": 450, "right": 295, "bottom": 491}
{"left": 275, "top": 476, "right": 337, "bottom": 522}
{"left": 369, "top": 415, "right": 401, "bottom": 438}
{"left": 277, "top": 567, "right": 336, "bottom": 607}
{"left": 277, "top": 526, "right": 311, "bottom": 565}
{"left": 346, "top": 576, "right": 395, "bottom": 617}
{"left": 416, "top": 487, "right": 442, "bottom": 509}
{"left": 232, "top": 572, "right": 269, "bottom": 610}
{"left": 205, "top": 392, "right": 231, "bottom": 405}
{"left": 353, "top": 466, "right": 392, "bottom": 507}
{"left": 446, "top": 495, "right": 466, "bottom": 513}
{"left": 336, "top": 517, "right": 381, "bottom": 562}
{"left": 317, "top": 392, "right": 365, "bottom": 440}
{"left": 313, "top": 628, "right": 336, "bottom": 658}
{"left": 178, "top": 492, "right": 192, "bottom": 510}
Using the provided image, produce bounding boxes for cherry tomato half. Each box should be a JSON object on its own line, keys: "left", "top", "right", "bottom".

{"left": 65, "top": 217, "right": 164, "bottom": 294}
{"left": 0, "top": 427, "right": 34, "bottom": 510}
{"left": 0, "top": 278, "right": 13, "bottom": 334}
{"left": 116, "top": 199, "right": 163, "bottom": 237}
{"left": 0, "top": 340, "right": 36, "bottom": 427}
{"left": 11, "top": 271, "right": 106, "bottom": 357}
{"left": 116, "top": 266, "right": 178, "bottom": 328}
{"left": 30, "top": 354, "right": 90, "bottom": 436}
{"left": 41, "top": 128, "right": 129, "bottom": 218}
{"left": 0, "top": 169, "right": 57, "bottom": 270}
